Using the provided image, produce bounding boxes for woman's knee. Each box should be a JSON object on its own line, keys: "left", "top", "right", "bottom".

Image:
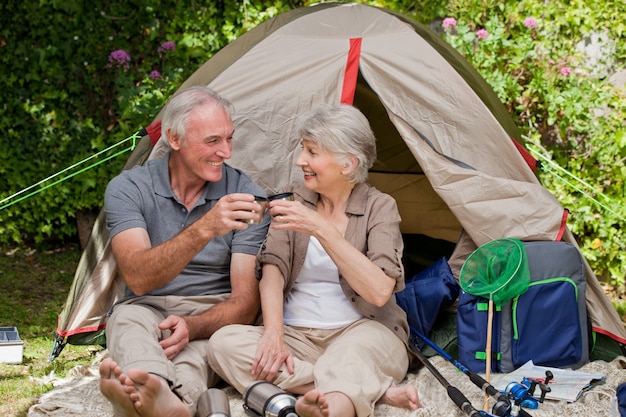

{"left": 208, "top": 324, "right": 255, "bottom": 359}
{"left": 209, "top": 324, "right": 244, "bottom": 345}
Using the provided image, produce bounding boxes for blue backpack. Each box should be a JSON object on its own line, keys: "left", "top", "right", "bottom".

{"left": 457, "top": 240, "right": 590, "bottom": 373}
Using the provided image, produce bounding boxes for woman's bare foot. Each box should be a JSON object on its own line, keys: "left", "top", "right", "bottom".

{"left": 125, "top": 368, "right": 189, "bottom": 417}
{"left": 99, "top": 357, "right": 141, "bottom": 417}
{"left": 379, "top": 383, "right": 420, "bottom": 410}
{"left": 295, "top": 389, "right": 330, "bottom": 417}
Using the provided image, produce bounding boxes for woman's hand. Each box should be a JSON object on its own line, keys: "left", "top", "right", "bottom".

{"left": 251, "top": 328, "right": 295, "bottom": 382}
{"left": 269, "top": 200, "right": 329, "bottom": 237}
{"left": 269, "top": 195, "right": 398, "bottom": 307}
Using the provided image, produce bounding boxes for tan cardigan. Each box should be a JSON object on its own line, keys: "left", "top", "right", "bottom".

{"left": 256, "top": 182, "right": 412, "bottom": 353}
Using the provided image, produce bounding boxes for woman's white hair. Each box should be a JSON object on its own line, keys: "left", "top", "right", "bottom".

{"left": 298, "top": 103, "right": 377, "bottom": 184}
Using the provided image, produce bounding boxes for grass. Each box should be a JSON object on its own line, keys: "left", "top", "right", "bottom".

{"left": 0, "top": 243, "right": 99, "bottom": 417}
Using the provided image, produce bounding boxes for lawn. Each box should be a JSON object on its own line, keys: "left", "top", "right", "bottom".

{"left": 0, "top": 244, "right": 98, "bottom": 417}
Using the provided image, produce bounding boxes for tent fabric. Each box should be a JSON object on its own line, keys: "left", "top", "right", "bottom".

{"left": 52, "top": 2, "right": 625, "bottom": 361}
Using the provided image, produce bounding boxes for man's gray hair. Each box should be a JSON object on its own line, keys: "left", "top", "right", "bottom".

{"left": 160, "top": 86, "right": 234, "bottom": 142}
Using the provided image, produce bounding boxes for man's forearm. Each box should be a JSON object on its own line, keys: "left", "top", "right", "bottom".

{"left": 114, "top": 222, "right": 215, "bottom": 295}
{"left": 185, "top": 294, "right": 259, "bottom": 341}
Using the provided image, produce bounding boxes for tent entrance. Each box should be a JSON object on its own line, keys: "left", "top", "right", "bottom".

{"left": 352, "top": 71, "right": 462, "bottom": 242}
{"left": 354, "top": 72, "right": 422, "bottom": 175}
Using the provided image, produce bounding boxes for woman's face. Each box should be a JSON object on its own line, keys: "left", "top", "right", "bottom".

{"left": 296, "top": 139, "right": 346, "bottom": 194}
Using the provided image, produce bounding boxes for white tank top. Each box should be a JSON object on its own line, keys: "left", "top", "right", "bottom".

{"left": 283, "top": 236, "right": 364, "bottom": 329}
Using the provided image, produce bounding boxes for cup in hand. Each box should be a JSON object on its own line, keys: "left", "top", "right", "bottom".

{"left": 268, "top": 192, "right": 294, "bottom": 202}
{"left": 267, "top": 192, "right": 293, "bottom": 222}
{"left": 243, "top": 195, "right": 268, "bottom": 224}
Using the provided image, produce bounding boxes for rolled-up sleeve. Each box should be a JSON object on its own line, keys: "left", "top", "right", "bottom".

{"left": 365, "top": 193, "right": 405, "bottom": 291}
{"left": 255, "top": 228, "right": 292, "bottom": 283}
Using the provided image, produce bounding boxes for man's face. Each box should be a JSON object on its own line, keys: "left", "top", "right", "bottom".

{"left": 171, "top": 104, "right": 235, "bottom": 183}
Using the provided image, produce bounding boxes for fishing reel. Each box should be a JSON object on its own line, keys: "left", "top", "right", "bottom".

{"left": 487, "top": 396, "right": 525, "bottom": 417}
{"left": 499, "top": 371, "right": 553, "bottom": 412}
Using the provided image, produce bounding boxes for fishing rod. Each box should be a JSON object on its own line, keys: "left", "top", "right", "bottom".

{"left": 412, "top": 345, "right": 498, "bottom": 417}
{"left": 410, "top": 325, "right": 534, "bottom": 417}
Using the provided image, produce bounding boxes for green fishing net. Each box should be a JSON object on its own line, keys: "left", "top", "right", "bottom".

{"left": 459, "top": 238, "right": 530, "bottom": 305}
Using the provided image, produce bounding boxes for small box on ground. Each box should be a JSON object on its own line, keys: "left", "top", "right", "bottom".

{"left": 0, "top": 326, "right": 24, "bottom": 364}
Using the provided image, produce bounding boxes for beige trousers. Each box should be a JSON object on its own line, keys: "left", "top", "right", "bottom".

{"left": 207, "top": 318, "right": 409, "bottom": 417}
{"left": 106, "top": 294, "right": 229, "bottom": 416}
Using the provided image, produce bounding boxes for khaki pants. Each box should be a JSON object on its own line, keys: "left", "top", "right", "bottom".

{"left": 207, "top": 318, "right": 409, "bottom": 417}
{"left": 106, "top": 294, "right": 229, "bottom": 416}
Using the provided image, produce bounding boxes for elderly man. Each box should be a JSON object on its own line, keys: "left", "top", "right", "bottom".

{"left": 99, "top": 86, "right": 269, "bottom": 417}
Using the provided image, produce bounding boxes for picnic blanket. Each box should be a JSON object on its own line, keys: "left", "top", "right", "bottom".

{"left": 28, "top": 352, "right": 626, "bottom": 417}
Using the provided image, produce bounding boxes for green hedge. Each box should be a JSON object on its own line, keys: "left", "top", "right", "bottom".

{"left": 0, "top": 1, "right": 301, "bottom": 246}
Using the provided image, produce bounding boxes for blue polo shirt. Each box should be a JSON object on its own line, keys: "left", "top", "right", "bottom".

{"left": 104, "top": 153, "right": 270, "bottom": 298}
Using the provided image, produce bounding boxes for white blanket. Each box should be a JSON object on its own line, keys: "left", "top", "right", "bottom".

{"left": 28, "top": 354, "right": 626, "bottom": 417}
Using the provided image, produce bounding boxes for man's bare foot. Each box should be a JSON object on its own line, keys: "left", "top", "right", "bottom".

{"left": 125, "top": 368, "right": 189, "bottom": 417}
{"left": 99, "top": 357, "right": 141, "bottom": 417}
{"left": 295, "top": 389, "right": 330, "bottom": 417}
{"left": 379, "top": 383, "right": 420, "bottom": 410}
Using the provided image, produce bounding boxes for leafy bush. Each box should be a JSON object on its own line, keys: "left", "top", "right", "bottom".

{"left": 439, "top": 0, "right": 626, "bottom": 288}
{"left": 0, "top": 1, "right": 299, "bottom": 248}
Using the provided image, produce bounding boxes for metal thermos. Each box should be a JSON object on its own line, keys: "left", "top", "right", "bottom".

{"left": 243, "top": 381, "right": 298, "bottom": 417}
{"left": 197, "top": 388, "right": 231, "bottom": 417}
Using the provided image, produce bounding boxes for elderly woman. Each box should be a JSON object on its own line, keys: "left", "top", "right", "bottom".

{"left": 207, "top": 104, "right": 419, "bottom": 417}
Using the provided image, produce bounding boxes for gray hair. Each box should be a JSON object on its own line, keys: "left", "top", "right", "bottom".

{"left": 160, "top": 86, "right": 234, "bottom": 142}
{"left": 298, "top": 103, "right": 377, "bottom": 184}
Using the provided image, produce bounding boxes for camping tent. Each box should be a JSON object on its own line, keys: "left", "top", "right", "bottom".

{"left": 50, "top": 2, "right": 626, "bottom": 361}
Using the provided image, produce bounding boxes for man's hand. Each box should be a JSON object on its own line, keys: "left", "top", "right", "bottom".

{"left": 158, "top": 315, "right": 190, "bottom": 360}
{"left": 199, "top": 193, "right": 264, "bottom": 236}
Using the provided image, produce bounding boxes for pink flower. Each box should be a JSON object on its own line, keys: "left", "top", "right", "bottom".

{"left": 149, "top": 70, "right": 162, "bottom": 80}
{"left": 108, "top": 49, "right": 131, "bottom": 71}
{"left": 560, "top": 67, "right": 571, "bottom": 76}
{"left": 476, "top": 29, "right": 489, "bottom": 39}
{"left": 523, "top": 17, "right": 538, "bottom": 29}
{"left": 158, "top": 41, "right": 176, "bottom": 57}
{"left": 442, "top": 17, "right": 457, "bottom": 30}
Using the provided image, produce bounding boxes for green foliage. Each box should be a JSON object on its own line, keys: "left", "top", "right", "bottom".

{"left": 440, "top": 0, "right": 626, "bottom": 288}
{"left": 0, "top": 1, "right": 303, "bottom": 248}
